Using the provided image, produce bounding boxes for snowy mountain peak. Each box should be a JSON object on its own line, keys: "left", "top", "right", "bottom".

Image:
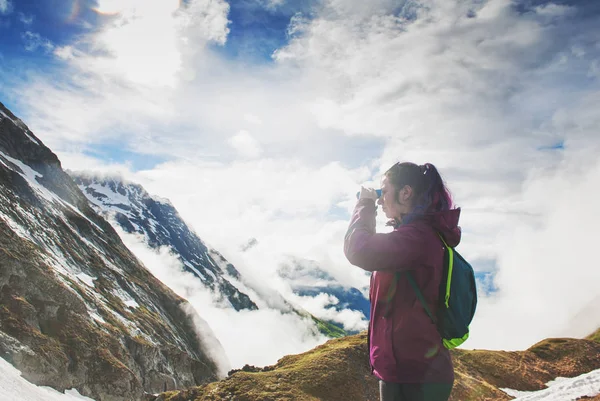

{"left": 72, "top": 173, "right": 258, "bottom": 311}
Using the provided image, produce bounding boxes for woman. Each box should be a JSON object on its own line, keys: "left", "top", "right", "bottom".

{"left": 344, "top": 162, "right": 459, "bottom": 401}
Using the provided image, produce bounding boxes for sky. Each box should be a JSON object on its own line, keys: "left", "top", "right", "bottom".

{"left": 1, "top": 0, "right": 600, "bottom": 360}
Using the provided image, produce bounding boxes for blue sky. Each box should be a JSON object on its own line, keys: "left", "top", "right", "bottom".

{"left": 0, "top": 0, "right": 311, "bottom": 62}
{"left": 0, "top": 0, "right": 98, "bottom": 64}
{"left": 216, "top": 0, "right": 317, "bottom": 61}
{"left": 0, "top": 0, "right": 329, "bottom": 171}
{"left": 1, "top": 0, "right": 600, "bottom": 354}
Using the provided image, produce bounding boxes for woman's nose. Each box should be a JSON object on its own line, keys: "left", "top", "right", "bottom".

{"left": 377, "top": 197, "right": 383, "bottom": 205}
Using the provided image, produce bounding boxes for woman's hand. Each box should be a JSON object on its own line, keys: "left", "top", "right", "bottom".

{"left": 359, "top": 187, "right": 380, "bottom": 201}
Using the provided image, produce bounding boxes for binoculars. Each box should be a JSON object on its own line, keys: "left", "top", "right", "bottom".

{"left": 355, "top": 189, "right": 382, "bottom": 199}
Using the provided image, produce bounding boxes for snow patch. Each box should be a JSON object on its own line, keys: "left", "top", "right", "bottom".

{"left": 89, "top": 311, "right": 106, "bottom": 324}
{"left": 184, "top": 260, "right": 206, "bottom": 281}
{"left": 0, "top": 210, "right": 35, "bottom": 243}
{"left": 0, "top": 151, "right": 103, "bottom": 233}
{"left": 60, "top": 200, "right": 105, "bottom": 233}
{"left": 0, "top": 151, "right": 53, "bottom": 202}
{"left": 0, "top": 332, "right": 35, "bottom": 356}
{"left": 503, "top": 368, "right": 600, "bottom": 401}
{"left": 0, "top": 357, "right": 96, "bottom": 401}
{"left": 79, "top": 183, "right": 133, "bottom": 213}
{"left": 76, "top": 272, "right": 95, "bottom": 287}
{"left": 0, "top": 110, "right": 41, "bottom": 146}
{"left": 112, "top": 288, "right": 139, "bottom": 309}
{"left": 207, "top": 255, "right": 217, "bottom": 268}
{"left": 205, "top": 268, "right": 217, "bottom": 282}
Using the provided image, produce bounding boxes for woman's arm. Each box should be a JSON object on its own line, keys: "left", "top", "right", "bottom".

{"left": 344, "top": 199, "right": 425, "bottom": 272}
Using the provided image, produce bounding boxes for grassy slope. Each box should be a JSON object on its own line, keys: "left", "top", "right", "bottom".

{"left": 587, "top": 327, "right": 600, "bottom": 343}
{"left": 151, "top": 328, "right": 600, "bottom": 401}
{"left": 311, "top": 316, "right": 347, "bottom": 338}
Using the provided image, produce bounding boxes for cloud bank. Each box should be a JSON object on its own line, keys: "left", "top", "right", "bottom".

{"left": 2, "top": 0, "right": 599, "bottom": 356}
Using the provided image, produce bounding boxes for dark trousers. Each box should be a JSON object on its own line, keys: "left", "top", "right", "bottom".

{"left": 379, "top": 380, "right": 453, "bottom": 401}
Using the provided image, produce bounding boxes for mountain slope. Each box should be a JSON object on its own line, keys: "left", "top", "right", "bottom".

{"left": 154, "top": 329, "right": 600, "bottom": 401}
{"left": 71, "top": 174, "right": 257, "bottom": 312}
{"left": 0, "top": 102, "right": 226, "bottom": 401}
{"left": 72, "top": 174, "right": 348, "bottom": 343}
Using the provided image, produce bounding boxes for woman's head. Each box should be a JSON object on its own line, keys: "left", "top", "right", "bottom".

{"left": 377, "top": 162, "right": 453, "bottom": 222}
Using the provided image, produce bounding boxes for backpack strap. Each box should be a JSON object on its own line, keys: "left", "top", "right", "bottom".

{"left": 437, "top": 233, "right": 454, "bottom": 308}
{"left": 385, "top": 233, "right": 450, "bottom": 323}
{"left": 383, "top": 273, "right": 399, "bottom": 318}
{"left": 406, "top": 272, "right": 436, "bottom": 324}
{"left": 406, "top": 232, "right": 451, "bottom": 324}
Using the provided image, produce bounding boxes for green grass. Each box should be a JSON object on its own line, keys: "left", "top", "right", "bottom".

{"left": 311, "top": 316, "right": 347, "bottom": 338}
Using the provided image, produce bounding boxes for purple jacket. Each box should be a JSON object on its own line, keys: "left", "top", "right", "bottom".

{"left": 344, "top": 199, "right": 460, "bottom": 384}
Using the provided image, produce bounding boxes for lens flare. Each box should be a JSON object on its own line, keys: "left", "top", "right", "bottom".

{"left": 66, "top": 0, "right": 81, "bottom": 23}
{"left": 92, "top": 0, "right": 125, "bottom": 15}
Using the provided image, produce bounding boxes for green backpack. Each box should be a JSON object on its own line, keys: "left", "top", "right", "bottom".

{"left": 408, "top": 234, "right": 478, "bottom": 349}
{"left": 387, "top": 234, "right": 478, "bottom": 349}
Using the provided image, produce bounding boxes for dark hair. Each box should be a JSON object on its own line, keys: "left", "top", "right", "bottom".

{"left": 384, "top": 162, "right": 453, "bottom": 222}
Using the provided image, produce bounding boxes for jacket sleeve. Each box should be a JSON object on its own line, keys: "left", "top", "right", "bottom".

{"left": 344, "top": 199, "right": 425, "bottom": 272}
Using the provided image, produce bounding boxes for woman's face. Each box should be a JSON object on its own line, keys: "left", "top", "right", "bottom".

{"left": 378, "top": 176, "right": 414, "bottom": 220}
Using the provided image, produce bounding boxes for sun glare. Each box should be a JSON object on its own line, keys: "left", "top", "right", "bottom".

{"left": 91, "top": 0, "right": 185, "bottom": 87}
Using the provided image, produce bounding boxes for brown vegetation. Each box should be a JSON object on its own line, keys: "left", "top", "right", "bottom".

{"left": 153, "top": 328, "right": 600, "bottom": 401}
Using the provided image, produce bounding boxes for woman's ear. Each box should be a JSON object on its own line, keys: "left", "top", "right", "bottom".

{"left": 400, "top": 185, "right": 413, "bottom": 203}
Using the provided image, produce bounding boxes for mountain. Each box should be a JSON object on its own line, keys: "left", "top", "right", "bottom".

{"left": 0, "top": 101, "right": 226, "bottom": 400}
{"left": 70, "top": 174, "right": 257, "bottom": 312}
{"left": 72, "top": 174, "right": 348, "bottom": 341}
{"left": 152, "top": 327, "right": 600, "bottom": 401}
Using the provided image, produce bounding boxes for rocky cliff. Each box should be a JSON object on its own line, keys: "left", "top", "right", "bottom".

{"left": 0, "top": 101, "right": 228, "bottom": 401}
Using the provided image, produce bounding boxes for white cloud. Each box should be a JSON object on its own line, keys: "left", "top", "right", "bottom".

{"left": 115, "top": 226, "right": 328, "bottom": 370}
{"left": 534, "top": 3, "right": 577, "bottom": 18}
{"left": 6, "top": 0, "right": 600, "bottom": 355}
{"left": 243, "top": 112, "right": 263, "bottom": 125}
{"left": 228, "top": 130, "right": 263, "bottom": 158}
{"left": 467, "top": 91, "right": 600, "bottom": 349}
{"left": 22, "top": 32, "right": 54, "bottom": 53}
{"left": 259, "top": 0, "right": 286, "bottom": 10}
{"left": 53, "top": 46, "right": 75, "bottom": 61}
{"left": 291, "top": 292, "right": 367, "bottom": 332}
{"left": 126, "top": 158, "right": 372, "bottom": 291}
{"left": 85, "top": 0, "right": 193, "bottom": 86}
{"left": 53, "top": 0, "right": 230, "bottom": 88}
{"left": 18, "top": 13, "right": 34, "bottom": 25}
{"left": 0, "top": 0, "right": 12, "bottom": 15}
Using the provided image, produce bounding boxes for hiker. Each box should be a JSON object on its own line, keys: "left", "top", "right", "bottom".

{"left": 344, "top": 162, "right": 459, "bottom": 401}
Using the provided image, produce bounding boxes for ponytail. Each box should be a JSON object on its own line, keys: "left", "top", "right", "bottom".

{"left": 418, "top": 162, "right": 453, "bottom": 213}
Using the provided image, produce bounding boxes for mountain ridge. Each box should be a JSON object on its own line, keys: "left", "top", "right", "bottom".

{"left": 0, "top": 101, "right": 227, "bottom": 400}
{"left": 151, "top": 327, "right": 600, "bottom": 401}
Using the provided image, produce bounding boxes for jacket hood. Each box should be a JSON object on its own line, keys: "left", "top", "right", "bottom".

{"left": 421, "top": 208, "right": 461, "bottom": 247}
{"left": 395, "top": 208, "right": 461, "bottom": 247}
